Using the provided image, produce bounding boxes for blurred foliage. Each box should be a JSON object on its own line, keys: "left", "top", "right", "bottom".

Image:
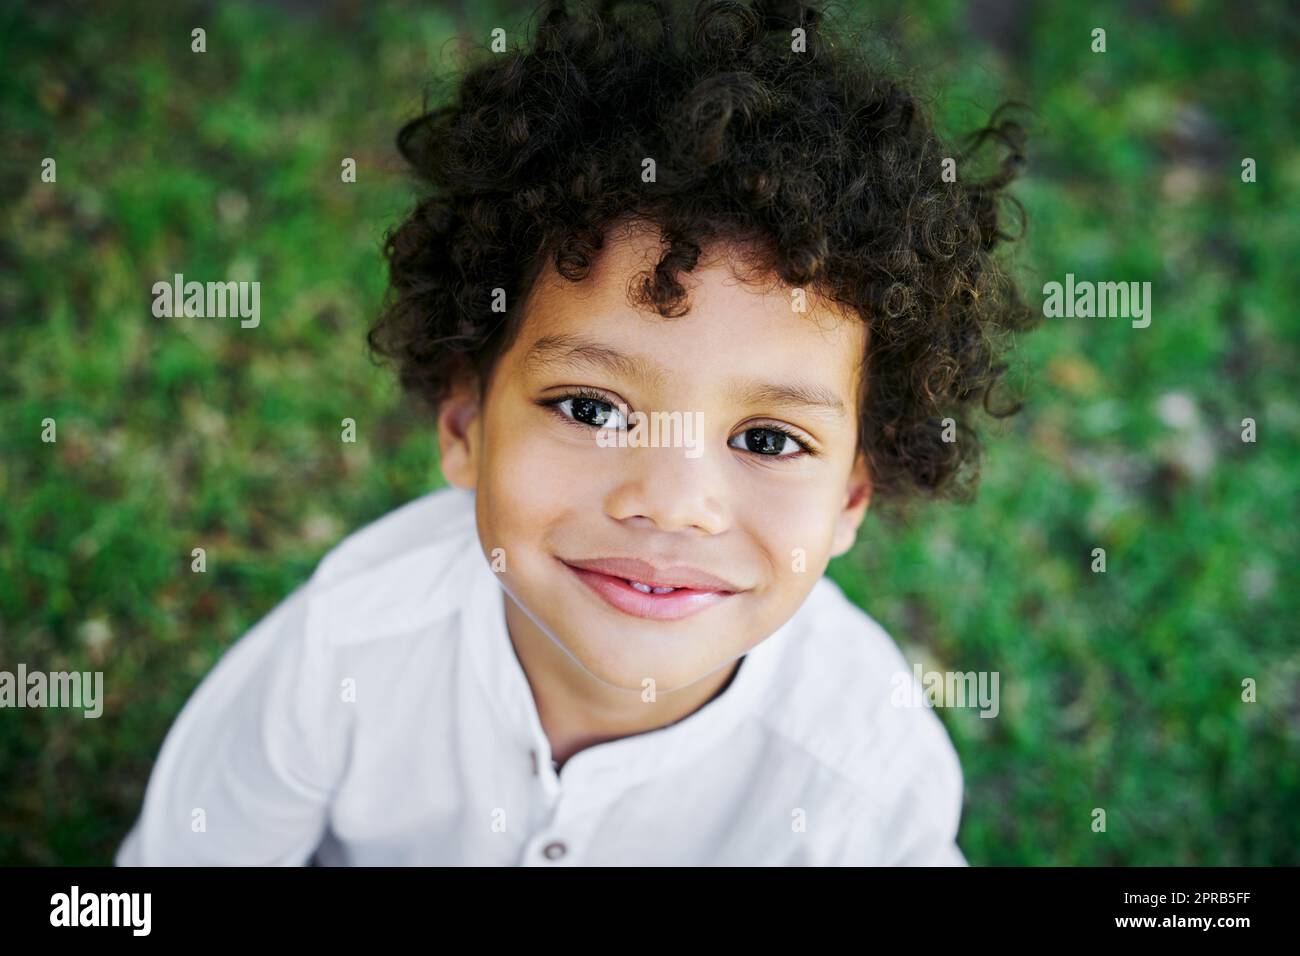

{"left": 1, "top": 0, "right": 1297, "bottom": 864}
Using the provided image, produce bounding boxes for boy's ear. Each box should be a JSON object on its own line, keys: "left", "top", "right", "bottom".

{"left": 829, "top": 452, "right": 872, "bottom": 559}
{"left": 435, "top": 373, "right": 483, "bottom": 491}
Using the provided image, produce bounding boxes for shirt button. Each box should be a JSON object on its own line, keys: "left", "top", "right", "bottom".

{"left": 541, "top": 840, "right": 567, "bottom": 861}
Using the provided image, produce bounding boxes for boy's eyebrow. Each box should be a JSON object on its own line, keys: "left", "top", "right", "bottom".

{"left": 726, "top": 379, "right": 848, "bottom": 420}
{"left": 524, "top": 332, "right": 668, "bottom": 388}
{"left": 523, "top": 332, "right": 848, "bottom": 420}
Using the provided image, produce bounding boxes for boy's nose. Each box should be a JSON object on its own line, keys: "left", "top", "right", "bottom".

{"left": 602, "top": 445, "right": 728, "bottom": 535}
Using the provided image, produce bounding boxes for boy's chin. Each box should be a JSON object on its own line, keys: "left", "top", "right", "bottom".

{"left": 550, "top": 627, "right": 735, "bottom": 695}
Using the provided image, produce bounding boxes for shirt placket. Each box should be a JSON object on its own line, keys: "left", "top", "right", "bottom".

{"left": 518, "top": 744, "right": 629, "bottom": 866}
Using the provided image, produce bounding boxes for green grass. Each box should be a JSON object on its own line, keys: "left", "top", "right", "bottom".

{"left": 2, "top": 0, "right": 1297, "bottom": 865}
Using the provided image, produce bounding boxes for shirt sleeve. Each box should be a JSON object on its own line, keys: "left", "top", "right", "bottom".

{"left": 115, "top": 583, "right": 349, "bottom": 865}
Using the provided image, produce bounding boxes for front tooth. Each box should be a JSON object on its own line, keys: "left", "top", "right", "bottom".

{"left": 628, "top": 579, "right": 676, "bottom": 594}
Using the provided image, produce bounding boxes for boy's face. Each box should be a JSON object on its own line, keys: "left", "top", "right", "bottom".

{"left": 439, "top": 220, "right": 871, "bottom": 694}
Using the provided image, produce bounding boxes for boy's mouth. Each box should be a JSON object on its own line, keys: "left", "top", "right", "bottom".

{"left": 558, "top": 556, "right": 742, "bottom": 622}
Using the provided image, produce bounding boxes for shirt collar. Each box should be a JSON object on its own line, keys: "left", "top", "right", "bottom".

{"left": 460, "top": 512, "right": 800, "bottom": 797}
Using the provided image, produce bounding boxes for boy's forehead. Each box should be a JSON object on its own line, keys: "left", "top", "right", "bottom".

{"left": 513, "top": 223, "right": 867, "bottom": 398}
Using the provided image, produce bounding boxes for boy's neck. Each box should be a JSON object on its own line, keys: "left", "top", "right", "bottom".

{"left": 502, "top": 593, "right": 742, "bottom": 770}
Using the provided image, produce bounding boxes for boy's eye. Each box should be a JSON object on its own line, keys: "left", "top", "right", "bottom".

{"left": 728, "top": 427, "right": 807, "bottom": 458}
{"left": 553, "top": 395, "right": 628, "bottom": 429}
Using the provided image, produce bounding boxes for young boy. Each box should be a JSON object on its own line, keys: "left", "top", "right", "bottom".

{"left": 117, "top": 0, "right": 1030, "bottom": 866}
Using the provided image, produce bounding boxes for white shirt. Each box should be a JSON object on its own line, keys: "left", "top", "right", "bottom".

{"left": 116, "top": 485, "right": 967, "bottom": 866}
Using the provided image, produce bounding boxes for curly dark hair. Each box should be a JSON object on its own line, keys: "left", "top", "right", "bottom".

{"left": 368, "top": 0, "right": 1037, "bottom": 501}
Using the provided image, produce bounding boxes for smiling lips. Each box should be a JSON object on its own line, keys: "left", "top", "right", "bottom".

{"left": 559, "top": 556, "right": 743, "bottom": 621}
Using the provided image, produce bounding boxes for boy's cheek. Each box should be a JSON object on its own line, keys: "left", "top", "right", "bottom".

{"left": 744, "top": 493, "right": 837, "bottom": 570}
{"left": 488, "top": 431, "right": 620, "bottom": 509}
{"left": 477, "top": 447, "right": 604, "bottom": 559}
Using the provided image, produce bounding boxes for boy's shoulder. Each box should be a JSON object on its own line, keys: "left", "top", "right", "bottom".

{"left": 310, "top": 484, "right": 477, "bottom": 586}
{"left": 299, "top": 485, "right": 481, "bottom": 647}
{"left": 756, "top": 572, "right": 965, "bottom": 843}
